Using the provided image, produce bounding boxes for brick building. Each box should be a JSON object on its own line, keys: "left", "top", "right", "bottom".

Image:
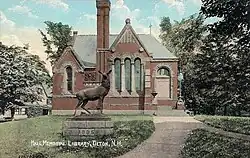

{"left": 52, "top": 0, "right": 178, "bottom": 115}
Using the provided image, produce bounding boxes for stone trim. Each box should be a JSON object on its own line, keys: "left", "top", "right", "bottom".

{"left": 109, "top": 53, "right": 147, "bottom": 64}
{"left": 153, "top": 63, "right": 174, "bottom": 77}
{"left": 155, "top": 76, "right": 171, "bottom": 79}
{"left": 120, "top": 62, "right": 128, "bottom": 95}
{"left": 52, "top": 110, "right": 157, "bottom": 115}
{"left": 84, "top": 82, "right": 101, "bottom": 87}
{"left": 106, "top": 95, "right": 152, "bottom": 98}
{"left": 151, "top": 58, "right": 179, "bottom": 62}
{"left": 145, "top": 69, "right": 150, "bottom": 75}
{"left": 52, "top": 47, "right": 71, "bottom": 73}
{"left": 53, "top": 95, "right": 76, "bottom": 98}
{"left": 145, "top": 82, "right": 151, "bottom": 88}
{"left": 131, "top": 63, "right": 136, "bottom": 95}
{"left": 145, "top": 76, "right": 151, "bottom": 82}
{"left": 109, "top": 103, "right": 152, "bottom": 106}
{"left": 53, "top": 47, "right": 83, "bottom": 73}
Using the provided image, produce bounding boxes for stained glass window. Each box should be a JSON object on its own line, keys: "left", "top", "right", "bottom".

{"left": 66, "top": 66, "right": 73, "bottom": 92}
{"left": 125, "top": 58, "right": 131, "bottom": 93}
{"left": 157, "top": 68, "right": 170, "bottom": 76}
{"left": 134, "top": 58, "right": 141, "bottom": 91}
{"left": 114, "top": 59, "right": 121, "bottom": 92}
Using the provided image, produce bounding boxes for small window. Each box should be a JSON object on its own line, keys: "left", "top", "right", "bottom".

{"left": 66, "top": 66, "right": 73, "bottom": 92}
{"left": 157, "top": 68, "right": 170, "bottom": 76}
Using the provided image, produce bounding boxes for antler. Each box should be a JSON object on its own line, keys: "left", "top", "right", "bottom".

{"left": 107, "top": 69, "right": 112, "bottom": 75}
{"left": 98, "top": 70, "right": 104, "bottom": 75}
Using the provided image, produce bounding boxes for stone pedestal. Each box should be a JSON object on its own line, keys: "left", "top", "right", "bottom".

{"left": 62, "top": 114, "right": 113, "bottom": 141}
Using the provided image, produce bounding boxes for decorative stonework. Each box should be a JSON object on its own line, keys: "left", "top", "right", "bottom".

{"left": 83, "top": 82, "right": 100, "bottom": 87}
{"left": 84, "top": 71, "right": 97, "bottom": 81}
{"left": 119, "top": 29, "right": 137, "bottom": 43}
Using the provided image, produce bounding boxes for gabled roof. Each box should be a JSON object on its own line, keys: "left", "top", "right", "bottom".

{"left": 52, "top": 46, "right": 85, "bottom": 72}
{"left": 134, "top": 34, "right": 177, "bottom": 59}
{"left": 110, "top": 20, "right": 151, "bottom": 57}
{"left": 72, "top": 34, "right": 177, "bottom": 68}
{"left": 73, "top": 35, "right": 117, "bottom": 65}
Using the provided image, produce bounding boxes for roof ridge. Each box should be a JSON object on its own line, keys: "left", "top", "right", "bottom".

{"left": 76, "top": 34, "right": 150, "bottom": 36}
{"left": 77, "top": 34, "right": 119, "bottom": 36}
{"left": 137, "top": 33, "right": 150, "bottom": 35}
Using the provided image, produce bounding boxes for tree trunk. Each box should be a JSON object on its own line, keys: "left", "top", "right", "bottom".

{"left": 10, "top": 107, "right": 15, "bottom": 119}
{"left": 223, "top": 105, "right": 227, "bottom": 115}
{"left": 1, "top": 107, "right": 5, "bottom": 115}
{"left": 237, "top": 104, "right": 241, "bottom": 116}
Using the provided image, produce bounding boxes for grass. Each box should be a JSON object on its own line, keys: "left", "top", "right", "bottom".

{"left": 195, "top": 115, "right": 250, "bottom": 135}
{"left": 0, "top": 114, "right": 153, "bottom": 158}
{"left": 181, "top": 129, "right": 250, "bottom": 158}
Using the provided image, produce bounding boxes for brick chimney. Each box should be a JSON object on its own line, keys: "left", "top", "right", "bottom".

{"left": 72, "top": 31, "right": 78, "bottom": 44}
{"left": 96, "top": 0, "right": 110, "bottom": 49}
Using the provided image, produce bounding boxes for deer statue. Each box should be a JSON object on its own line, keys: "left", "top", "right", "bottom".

{"left": 73, "top": 70, "right": 112, "bottom": 116}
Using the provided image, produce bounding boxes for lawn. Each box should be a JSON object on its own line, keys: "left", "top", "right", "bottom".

{"left": 181, "top": 129, "right": 250, "bottom": 158}
{"left": 0, "top": 114, "right": 154, "bottom": 158}
{"left": 195, "top": 115, "right": 250, "bottom": 135}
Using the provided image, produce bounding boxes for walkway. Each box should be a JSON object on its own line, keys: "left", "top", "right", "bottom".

{"left": 118, "top": 116, "right": 203, "bottom": 158}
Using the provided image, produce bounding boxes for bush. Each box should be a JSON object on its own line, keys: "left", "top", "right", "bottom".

{"left": 196, "top": 115, "right": 250, "bottom": 135}
{"left": 26, "top": 106, "right": 45, "bottom": 118}
{"left": 182, "top": 129, "right": 250, "bottom": 158}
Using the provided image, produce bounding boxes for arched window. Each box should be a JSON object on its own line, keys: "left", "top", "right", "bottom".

{"left": 124, "top": 58, "right": 131, "bottom": 93}
{"left": 134, "top": 58, "right": 141, "bottom": 91}
{"left": 157, "top": 67, "right": 170, "bottom": 76}
{"left": 114, "top": 58, "right": 121, "bottom": 92}
{"left": 66, "top": 66, "right": 73, "bottom": 92}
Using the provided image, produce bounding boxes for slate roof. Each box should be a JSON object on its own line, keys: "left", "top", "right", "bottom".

{"left": 72, "top": 34, "right": 177, "bottom": 68}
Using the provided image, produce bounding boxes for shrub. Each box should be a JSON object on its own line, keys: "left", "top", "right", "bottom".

{"left": 182, "top": 129, "right": 250, "bottom": 158}
{"left": 196, "top": 115, "right": 250, "bottom": 135}
{"left": 26, "top": 106, "right": 44, "bottom": 118}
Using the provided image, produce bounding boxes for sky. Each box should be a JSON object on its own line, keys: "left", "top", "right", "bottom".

{"left": 0, "top": 0, "right": 202, "bottom": 74}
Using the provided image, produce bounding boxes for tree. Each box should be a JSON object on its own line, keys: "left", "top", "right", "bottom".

{"left": 184, "top": 0, "right": 250, "bottom": 115}
{"left": 39, "top": 21, "right": 72, "bottom": 66}
{"left": 159, "top": 17, "right": 172, "bottom": 33}
{"left": 0, "top": 43, "right": 51, "bottom": 118}
{"left": 159, "top": 14, "right": 206, "bottom": 109}
{"left": 159, "top": 14, "right": 206, "bottom": 70}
